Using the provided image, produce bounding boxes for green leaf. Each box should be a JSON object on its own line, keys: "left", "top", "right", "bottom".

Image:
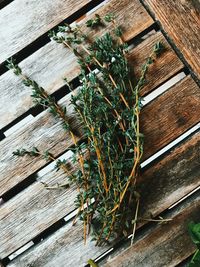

{"left": 188, "top": 250, "right": 200, "bottom": 267}
{"left": 153, "top": 41, "right": 165, "bottom": 56}
{"left": 86, "top": 14, "right": 101, "bottom": 28}
{"left": 114, "top": 26, "right": 122, "bottom": 37}
{"left": 104, "top": 13, "right": 115, "bottom": 22}
{"left": 188, "top": 222, "right": 200, "bottom": 247}
{"left": 188, "top": 222, "right": 200, "bottom": 267}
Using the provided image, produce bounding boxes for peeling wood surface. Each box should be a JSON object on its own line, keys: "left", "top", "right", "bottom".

{"left": 102, "top": 194, "right": 200, "bottom": 267}
{"left": 7, "top": 219, "right": 108, "bottom": 267}
{"left": 5, "top": 132, "right": 200, "bottom": 266}
{"left": 1, "top": 75, "right": 199, "bottom": 197}
{"left": 144, "top": 0, "right": 200, "bottom": 79}
{"left": 0, "top": 0, "right": 91, "bottom": 64}
{"left": 0, "top": 0, "right": 154, "bottom": 130}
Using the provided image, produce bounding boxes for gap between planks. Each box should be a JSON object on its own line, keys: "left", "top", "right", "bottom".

{"left": 0, "top": 0, "right": 14, "bottom": 10}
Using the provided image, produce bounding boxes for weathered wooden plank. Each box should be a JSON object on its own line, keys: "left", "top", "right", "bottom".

{"left": 0, "top": 75, "right": 199, "bottom": 197}
{"left": 0, "top": 92, "right": 80, "bottom": 197}
{"left": 143, "top": 0, "right": 200, "bottom": 79}
{"left": 5, "top": 131, "right": 200, "bottom": 266}
{"left": 102, "top": 194, "right": 200, "bottom": 267}
{"left": 0, "top": 0, "right": 92, "bottom": 64}
{"left": 128, "top": 31, "right": 183, "bottom": 96}
{"left": 141, "top": 75, "right": 200, "bottom": 160}
{"left": 0, "top": 157, "right": 79, "bottom": 259}
{"left": 0, "top": 0, "right": 154, "bottom": 129}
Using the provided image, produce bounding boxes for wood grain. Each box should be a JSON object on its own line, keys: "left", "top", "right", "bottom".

{"left": 0, "top": 157, "right": 79, "bottom": 259}
{"left": 138, "top": 128, "right": 200, "bottom": 219}
{"left": 144, "top": 0, "right": 200, "bottom": 78}
{"left": 0, "top": 92, "right": 82, "bottom": 197}
{"left": 128, "top": 31, "right": 183, "bottom": 97}
{"left": 5, "top": 131, "right": 200, "bottom": 265}
{"left": 0, "top": 0, "right": 91, "bottom": 64}
{"left": 0, "top": 75, "right": 199, "bottom": 197}
{"left": 0, "top": 0, "right": 154, "bottom": 130}
{"left": 103, "top": 194, "right": 200, "bottom": 267}
{"left": 141, "top": 75, "right": 200, "bottom": 160}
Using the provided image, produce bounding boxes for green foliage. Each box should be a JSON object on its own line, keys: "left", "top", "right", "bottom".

{"left": 153, "top": 41, "right": 165, "bottom": 56}
{"left": 114, "top": 26, "right": 123, "bottom": 37}
{"left": 104, "top": 13, "right": 115, "bottom": 23}
{"left": 86, "top": 14, "right": 101, "bottom": 28}
{"left": 13, "top": 147, "right": 39, "bottom": 157}
{"left": 8, "top": 13, "right": 165, "bottom": 245}
{"left": 6, "top": 58, "right": 71, "bottom": 132}
{"left": 6, "top": 58, "right": 22, "bottom": 75}
{"left": 188, "top": 222, "right": 200, "bottom": 267}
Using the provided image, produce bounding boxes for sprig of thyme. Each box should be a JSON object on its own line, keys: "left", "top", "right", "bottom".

{"left": 7, "top": 59, "right": 72, "bottom": 132}
{"left": 8, "top": 13, "right": 165, "bottom": 245}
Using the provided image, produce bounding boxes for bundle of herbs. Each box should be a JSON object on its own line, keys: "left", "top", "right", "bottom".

{"left": 7, "top": 14, "right": 164, "bottom": 245}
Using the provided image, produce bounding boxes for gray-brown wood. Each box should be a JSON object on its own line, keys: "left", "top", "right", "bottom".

{"left": 141, "top": 75, "right": 200, "bottom": 160}
{"left": 5, "top": 131, "right": 200, "bottom": 266}
{"left": 143, "top": 0, "right": 200, "bottom": 79}
{"left": 0, "top": 75, "right": 199, "bottom": 197}
{"left": 138, "top": 128, "right": 200, "bottom": 219}
{"left": 128, "top": 31, "right": 183, "bottom": 97}
{"left": 0, "top": 156, "right": 79, "bottom": 259}
{"left": 0, "top": 92, "right": 81, "bottom": 197}
{"left": 0, "top": 0, "right": 154, "bottom": 130}
{"left": 102, "top": 194, "right": 200, "bottom": 267}
{"left": 0, "top": 0, "right": 91, "bottom": 64}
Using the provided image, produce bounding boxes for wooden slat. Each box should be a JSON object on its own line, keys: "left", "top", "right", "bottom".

{"left": 144, "top": 0, "right": 200, "bottom": 79}
{"left": 0, "top": 0, "right": 92, "bottom": 64}
{"left": 0, "top": 0, "right": 154, "bottom": 130}
{"left": 0, "top": 32, "right": 185, "bottom": 196}
{"left": 0, "top": 92, "right": 80, "bottom": 197}
{"left": 141, "top": 75, "right": 200, "bottom": 160}
{"left": 102, "top": 194, "right": 200, "bottom": 267}
{"left": 135, "top": 129, "right": 200, "bottom": 220}
{"left": 0, "top": 159, "right": 79, "bottom": 259}
{"left": 5, "top": 131, "right": 200, "bottom": 266}
{"left": 128, "top": 32, "right": 183, "bottom": 96}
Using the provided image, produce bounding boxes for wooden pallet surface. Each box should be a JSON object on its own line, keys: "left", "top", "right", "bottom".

{"left": 143, "top": 0, "right": 200, "bottom": 79}
{"left": 5, "top": 131, "right": 200, "bottom": 266}
{"left": 0, "top": 31, "right": 186, "bottom": 197}
{"left": 0, "top": 0, "right": 93, "bottom": 64}
{"left": 2, "top": 74, "right": 199, "bottom": 258}
{"left": 102, "top": 192, "right": 200, "bottom": 267}
{"left": 0, "top": 0, "right": 199, "bottom": 266}
{"left": 0, "top": 0, "right": 153, "bottom": 130}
